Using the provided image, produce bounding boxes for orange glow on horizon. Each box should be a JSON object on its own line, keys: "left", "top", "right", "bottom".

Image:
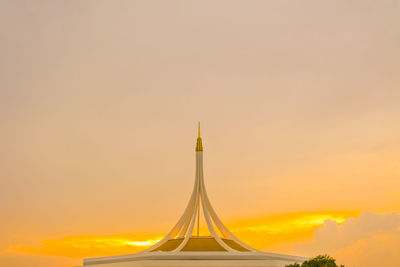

{"left": 9, "top": 235, "right": 163, "bottom": 258}
{"left": 9, "top": 211, "right": 358, "bottom": 258}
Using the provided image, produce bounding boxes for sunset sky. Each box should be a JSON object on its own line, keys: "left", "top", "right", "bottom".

{"left": 1, "top": 1, "right": 400, "bottom": 267}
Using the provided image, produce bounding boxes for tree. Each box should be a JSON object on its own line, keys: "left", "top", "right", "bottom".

{"left": 286, "top": 255, "right": 344, "bottom": 267}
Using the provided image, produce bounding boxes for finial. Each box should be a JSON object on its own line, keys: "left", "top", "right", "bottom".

{"left": 195, "top": 122, "right": 203, "bottom": 151}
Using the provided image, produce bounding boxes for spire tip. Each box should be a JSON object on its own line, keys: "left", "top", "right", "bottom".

{"left": 196, "top": 122, "right": 203, "bottom": 151}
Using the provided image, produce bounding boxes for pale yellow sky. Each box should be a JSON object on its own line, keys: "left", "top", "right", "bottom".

{"left": 0, "top": 1, "right": 400, "bottom": 266}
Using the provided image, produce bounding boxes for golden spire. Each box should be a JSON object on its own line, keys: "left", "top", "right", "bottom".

{"left": 195, "top": 122, "right": 203, "bottom": 151}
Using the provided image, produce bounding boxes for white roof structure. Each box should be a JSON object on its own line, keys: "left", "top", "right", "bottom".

{"left": 82, "top": 124, "right": 306, "bottom": 267}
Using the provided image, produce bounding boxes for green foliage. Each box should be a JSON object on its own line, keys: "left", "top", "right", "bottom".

{"left": 285, "top": 255, "right": 344, "bottom": 267}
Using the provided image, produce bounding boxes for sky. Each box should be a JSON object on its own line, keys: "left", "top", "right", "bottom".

{"left": 0, "top": 1, "right": 399, "bottom": 266}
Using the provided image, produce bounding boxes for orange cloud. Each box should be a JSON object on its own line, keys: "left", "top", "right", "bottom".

{"left": 228, "top": 210, "right": 359, "bottom": 250}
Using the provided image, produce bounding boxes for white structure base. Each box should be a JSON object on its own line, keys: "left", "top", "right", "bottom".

{"left": 82, "top": 260, "right": 295, "bottom": 267}
{"left": 83, "top": 251, "right": 305, "bottom": 267}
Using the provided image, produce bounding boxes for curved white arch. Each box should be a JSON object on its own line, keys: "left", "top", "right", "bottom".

{"left": 144, "top": 130, "right": 256, "bottom": 253}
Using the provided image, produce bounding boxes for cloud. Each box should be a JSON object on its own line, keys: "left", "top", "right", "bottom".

{"left": 229, "top": 210, "right": 358, "bottom": 250}
{"left": 294, "top": 211, "right": 400, "bottom": 267}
